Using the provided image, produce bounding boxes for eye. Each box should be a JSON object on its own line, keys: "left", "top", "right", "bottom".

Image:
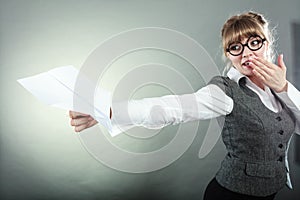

{"left": 229, "top": 44, "right": 241, "bottom": 51}
{"left": 249, "top": 37, "right": 262, "bottom": 47}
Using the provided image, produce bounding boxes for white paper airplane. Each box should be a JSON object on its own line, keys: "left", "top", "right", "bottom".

{"left": 17, "top": 65, "right": 114, "bottom": 135}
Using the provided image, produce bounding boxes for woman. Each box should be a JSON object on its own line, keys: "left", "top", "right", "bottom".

{"left": 69, "top": 12, "right": 300, "bottom": 199}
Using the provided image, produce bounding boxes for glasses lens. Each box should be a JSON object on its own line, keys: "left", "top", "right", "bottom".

{"left": 228, "top": 43, "right": 243, "bottom": 56}
{"left": 248, "top": 36, "right": 263, "bottom": 50}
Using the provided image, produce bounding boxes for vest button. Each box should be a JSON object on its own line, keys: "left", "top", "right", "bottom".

{"left": 278, "top": 156, "right": 283, "bottom": 162}
{"left": 276, "top": 116, "right": 282, "bottom": 121}
{"left": 278, "top": 144, "right": 283, "bottom": 148}
{"left": 278, "top": 130, "right": 284, "bottom": 135}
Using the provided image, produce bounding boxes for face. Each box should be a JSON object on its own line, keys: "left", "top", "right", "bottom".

{"left": 226, "top": 35, "right": 268, "bottom": 77}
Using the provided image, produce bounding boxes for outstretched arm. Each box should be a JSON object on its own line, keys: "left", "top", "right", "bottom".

{"left": 69, "top": 84, "right": 233, "bottom": 134}
{"left": 112, "top": 84, "right": 233, "bottom": 129}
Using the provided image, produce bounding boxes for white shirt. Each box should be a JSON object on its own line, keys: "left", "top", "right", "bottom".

{"left": 111, "top": 67, "right": 300, "bottom": 136}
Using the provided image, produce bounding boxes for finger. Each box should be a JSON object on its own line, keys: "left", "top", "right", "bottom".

{"left": 253, "top": 56, "right": 273, "bottom": 65}
{"left": 254, "top": 57, "right": 282, "bottom": 75}
{"left": 253, "top": 56, "right": 273, "bottom": 69}
{"left": 250, "top": 60, "right": 273, "bottom": 76}
{"left": 252, "top": 70, "right": 266, "bottom": 84}
{"left": 70, "top": 117, "right": 91, "bottom": 126}
{"left": 277, "top": 54, "right": 286, "bottom": 69}
{"left": 74, "top": 123, "right": 88, "bottom": 132}
{"left": 252, "top": 66, "right": 269, "bottom": 81}
{"left": 74, "top": 119, "right": 98, "bottom": 132}
{"left": 69, "top": 111, "right": 90, "bottom": 119}
{"left": 87, "top": 120, "right": 98, "bottom": 128}
{"left": 70, "top": 111, "right": 90, "bottom": 118}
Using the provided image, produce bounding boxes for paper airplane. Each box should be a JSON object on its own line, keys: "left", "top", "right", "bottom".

{"left": 17, "top": 65, "right": 114, "bottom": 135}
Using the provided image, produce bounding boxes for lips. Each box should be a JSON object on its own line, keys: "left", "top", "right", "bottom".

{"left": 242, "top": 60, "right": 251, "bottom": 66}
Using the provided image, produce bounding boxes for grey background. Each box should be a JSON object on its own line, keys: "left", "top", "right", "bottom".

{"left": 294, "top": 23, "right": 300, "bottom": 164}
{"left": 1, "top": 0, "right": 300, "bottom": 199}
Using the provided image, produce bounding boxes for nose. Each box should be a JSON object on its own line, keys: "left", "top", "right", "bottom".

{"left": 242, "top": 45, "right": 254, "bottom": 58}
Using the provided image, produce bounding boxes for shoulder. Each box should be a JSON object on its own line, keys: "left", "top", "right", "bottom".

{"left": 208, "top": 76, "right": 231, "bottom": 87}
{"left": 208, "top": 76, "right": 232, "bottom": 96}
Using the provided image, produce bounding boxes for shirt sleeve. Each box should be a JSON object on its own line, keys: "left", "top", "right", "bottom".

{"left": 276, "top": 82, "right": 300, "bottom": 135}
{"left": 110, "top": 84, "right": 234, "bottom": 136}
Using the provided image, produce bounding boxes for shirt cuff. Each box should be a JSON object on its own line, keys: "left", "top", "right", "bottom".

{"left": 93, "top": 88, "right": 115, "bottom": 136}
{"left": 109, "top": 100, "right": 146, "bottom": 137}
{"left": 276, "top": 81, "right": 300, "bottom": 110}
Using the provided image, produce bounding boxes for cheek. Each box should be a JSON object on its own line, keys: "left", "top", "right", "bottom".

{"left": 254, "top": 45, "right": 268, "bottom": 59}
{"left": 228, "top": 56, "right": 241, "bottom": 65}
{"left": 254, "top": 50, "right": 265, "bottom": 57}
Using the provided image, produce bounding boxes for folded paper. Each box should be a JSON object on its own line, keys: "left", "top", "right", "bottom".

{"left": 17, "top": 65, "right": 114, "bottom": 135}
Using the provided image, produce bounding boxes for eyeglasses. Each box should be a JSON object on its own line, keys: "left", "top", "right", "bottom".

{"left": 226, "top": 35, "right": 266, "bottom": 56}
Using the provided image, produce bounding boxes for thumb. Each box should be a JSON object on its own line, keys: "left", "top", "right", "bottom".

{"left": 277, "top": 54, "right": 286, "bottom": 68}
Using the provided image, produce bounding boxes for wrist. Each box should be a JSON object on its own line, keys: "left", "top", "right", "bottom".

{"left": 275, "top": 81, "right": 288, "bottom": 93}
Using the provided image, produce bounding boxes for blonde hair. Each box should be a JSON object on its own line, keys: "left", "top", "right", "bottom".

{"left": 221, "top": 11, "right": 276, "bottom": 74}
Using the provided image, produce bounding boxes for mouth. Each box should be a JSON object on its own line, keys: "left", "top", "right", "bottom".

{"left": 242, "top": 60, "right": 251, "bottom": 67}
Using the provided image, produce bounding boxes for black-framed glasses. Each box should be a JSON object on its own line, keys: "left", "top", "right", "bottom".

{"left": 226, "top": 35, "right": 266, "bottom": 56}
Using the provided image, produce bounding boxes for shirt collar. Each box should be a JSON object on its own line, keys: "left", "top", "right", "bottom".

{"left": 226, "top": 67, "right": 246, "bottom": 84}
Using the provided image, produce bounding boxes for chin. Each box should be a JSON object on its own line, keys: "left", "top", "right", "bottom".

{"left": 240, "top": 68, "right": 254, "bottom": 76}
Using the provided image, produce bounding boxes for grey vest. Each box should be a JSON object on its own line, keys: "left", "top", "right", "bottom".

{"left": 209, "top": 76, "right": 296, "bottom": 197}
